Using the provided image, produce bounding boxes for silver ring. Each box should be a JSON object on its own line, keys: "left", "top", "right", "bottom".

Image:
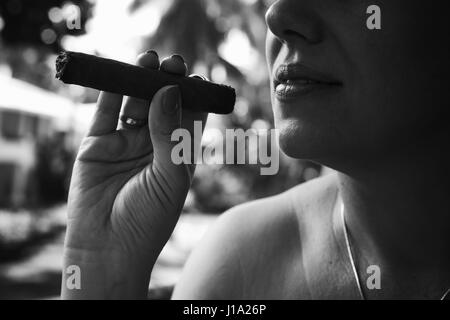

{"left": 189, "top": 74, "right": 209, "bottom": 81}
{"left": 120, "top": 115, "right": 147, "bottom": 128}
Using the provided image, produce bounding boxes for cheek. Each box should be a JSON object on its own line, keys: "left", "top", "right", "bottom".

{"left": 332, "top": 2, "right": 447, "bottom": 140}
{"left": 265, "top": 31, "right": 282, "bottom": 72}
{"left": 349, "top": 21, "right": 448, "bottom": 143}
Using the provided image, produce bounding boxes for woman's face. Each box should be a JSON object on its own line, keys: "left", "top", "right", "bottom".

{"left": 265, "top": 0, "right": 449, "bottom": 164}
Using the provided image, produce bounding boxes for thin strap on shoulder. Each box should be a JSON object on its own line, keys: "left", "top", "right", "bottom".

{"left": 340, "top": 201, "right": 365, "bottom": 300}
{"left": 331, "top": 191, "right": 365, "bottom": 300}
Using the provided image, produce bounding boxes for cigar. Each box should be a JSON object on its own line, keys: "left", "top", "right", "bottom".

{"left": 55, "top": 51, "right": 236, "bottom": 115}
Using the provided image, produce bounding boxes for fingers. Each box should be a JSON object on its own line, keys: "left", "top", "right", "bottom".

{"left": 160, "top": 54, "right": 188, "bottom": 76}
{"left": 119, "top": 51, "right": 160, "bottom": 130}
{"left": 88, "top": 92, "right": 123, "bottom": 137}
{"left": 148, "top": 85, "right": 187, "bottom": 179}
{"left": 149, "top": 85, "right": 182, "bottom": 151}
{"left": 137, "top": 50, "right": 160, "bottom": 69}
{"left": 89, "top": 52, "right": 189, "bottom": 136}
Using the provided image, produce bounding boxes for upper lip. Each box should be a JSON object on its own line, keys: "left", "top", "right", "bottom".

{"left": 274, "top": 63, "right": 342, "bottom": 87}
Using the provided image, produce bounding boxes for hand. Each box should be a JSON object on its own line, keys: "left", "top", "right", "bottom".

{"left": 62, "top": 51, "right": 207, "bottom": 299}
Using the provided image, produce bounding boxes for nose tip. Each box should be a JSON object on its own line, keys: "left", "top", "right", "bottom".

{"left": 265, "top": 4, "right": 283, "bottom": 42}
{"left": 265, "top": 0, "right": 322, "bottom": 45}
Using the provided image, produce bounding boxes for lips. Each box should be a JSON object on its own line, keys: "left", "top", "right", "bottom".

{"left": 273, "top": 64, "right": 341, "bottom": 100}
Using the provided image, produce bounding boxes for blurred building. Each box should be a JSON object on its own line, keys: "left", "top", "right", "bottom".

{"left": 0, "top": 75, "right": 75, "bottom": 208}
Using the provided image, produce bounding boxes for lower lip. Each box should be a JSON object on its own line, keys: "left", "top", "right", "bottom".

{"left": 275, "top": 81, "right": 339, "bottom": 101}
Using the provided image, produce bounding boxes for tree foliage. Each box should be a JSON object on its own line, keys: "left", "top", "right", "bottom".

{"left": 0, "top": 0, "right": 92, "bottom": 51}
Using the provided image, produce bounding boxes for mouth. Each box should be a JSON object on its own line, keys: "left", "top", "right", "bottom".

{"left": 273, "top": 63, "right": 342, "bottom": 101}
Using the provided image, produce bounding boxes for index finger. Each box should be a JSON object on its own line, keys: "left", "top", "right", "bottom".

{"left": 88, "top": 92, "right": 123, "bottom": 136}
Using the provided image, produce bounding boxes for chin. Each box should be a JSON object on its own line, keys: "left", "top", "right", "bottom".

{"left": 275, "top": 118, "right": 339, "bottom": 162}
{"left": 277, "top": 118, "right": 313, "bottom": 159}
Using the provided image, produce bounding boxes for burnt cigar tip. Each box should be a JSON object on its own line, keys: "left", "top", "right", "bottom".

{"left": 55, "top": 51, "right": 71, "bottom": 79}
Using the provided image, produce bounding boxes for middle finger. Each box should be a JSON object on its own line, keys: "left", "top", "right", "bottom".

{"left": 119, "top": 50, "right": 160, "bottom": 130}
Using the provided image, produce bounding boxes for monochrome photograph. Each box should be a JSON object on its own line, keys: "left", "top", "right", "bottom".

{"left": 0, "top": 0, "right": 449, "bottom": 305}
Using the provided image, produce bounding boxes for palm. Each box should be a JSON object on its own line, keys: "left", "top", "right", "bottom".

{"left": 66, "top": 129, "right": 149, "bottom": 247}
{"left": 67, "top": 115, "right": 193, "bottom": 264}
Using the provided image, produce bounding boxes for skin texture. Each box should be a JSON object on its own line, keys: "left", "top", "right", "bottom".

{"left": 176, "top": 0, "right": 450, "bottom": 299}
{"left": 64, "top": 0, "right": 450, "bottom": 299}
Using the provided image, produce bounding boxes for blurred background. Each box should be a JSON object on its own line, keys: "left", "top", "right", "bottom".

{"left": 0, "top": 0, "right": 323, "bottom": 299}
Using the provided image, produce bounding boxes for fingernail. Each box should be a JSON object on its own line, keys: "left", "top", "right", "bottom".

{"left": 171, "top": 54, "right": 184, "bottom": 63}
{"left": 146, "top": 50, "right": 158, "bottom": 58}
{"left": 163, "top": 86, "right": 180, "bottom": 115}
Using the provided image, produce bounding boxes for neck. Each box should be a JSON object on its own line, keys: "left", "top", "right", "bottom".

{"left": 336, "top": 132, "right": 450, "bottom": 270}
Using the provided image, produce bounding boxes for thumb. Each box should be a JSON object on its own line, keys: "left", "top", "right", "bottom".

{"left": 149, "top": 85, "right": 190, "bottom": 181}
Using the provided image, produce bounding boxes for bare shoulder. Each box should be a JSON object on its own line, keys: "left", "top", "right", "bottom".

{"left": 172, "top": 173, "right": 339, "bottom": 299}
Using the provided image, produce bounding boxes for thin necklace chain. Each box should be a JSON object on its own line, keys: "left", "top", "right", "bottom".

{"left": 340, "top": 201, "right": 450, "bottom": 300}
{"left": 340, "top": 202, "right": 365, "bottom": 300}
